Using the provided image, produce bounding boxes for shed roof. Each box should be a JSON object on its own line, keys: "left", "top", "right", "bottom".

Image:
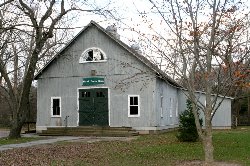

{"left": 34, "top": 21, "right": 181, "bottom": 88}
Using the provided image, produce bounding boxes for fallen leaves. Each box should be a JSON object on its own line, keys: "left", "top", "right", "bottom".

{"left": 0, "top": 143, "right": 99, "bottom": 166}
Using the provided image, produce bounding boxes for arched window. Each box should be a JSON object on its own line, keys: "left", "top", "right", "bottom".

{"left": 79, "top": 47, "right": 107, "bottom": 63}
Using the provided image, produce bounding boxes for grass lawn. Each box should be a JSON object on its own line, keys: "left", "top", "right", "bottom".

{"left": 213, "top": 127, "right": 250, "bottom": 165}
{"left": 0, "top": 127, "right": 249, "bottom": 165}
{"left": 0, "top": 137, "right": 42, "bottom": 145}
{"left": 0, "top": 127, "right": 40, "bottom": 145}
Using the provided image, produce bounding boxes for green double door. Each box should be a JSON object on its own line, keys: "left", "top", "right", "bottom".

{"left": 79, "top": 88, "right": 108, "bottom": 126}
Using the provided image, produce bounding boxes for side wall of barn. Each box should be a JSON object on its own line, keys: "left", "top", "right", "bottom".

{"left": 177, "top": 90, "right": 232, "bottom": 129}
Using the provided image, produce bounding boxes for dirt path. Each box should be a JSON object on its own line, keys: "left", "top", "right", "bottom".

{"left": 0, "top": 136, "right": 82, "bottom": 151}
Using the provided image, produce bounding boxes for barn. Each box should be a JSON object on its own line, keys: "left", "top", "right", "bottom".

{"left": 35, "top": 21, "right": 232, "bottom": 134}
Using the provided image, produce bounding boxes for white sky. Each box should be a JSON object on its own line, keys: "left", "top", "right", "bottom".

{"left": 66, "top": 0, "right": 250, "bottom": 68}
{"left": 71, "top": 0, "right": 153, "bottom": 37}
{"left": 72, "top": 0, "right": 250, "bottom": 42}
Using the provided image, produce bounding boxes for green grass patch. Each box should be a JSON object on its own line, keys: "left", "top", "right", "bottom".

{"left": 0, "top": 137, "right": 41, "bottom": 145}
{"left": 77, "top": 127, "right": 250, "bottom": 165}
{"left": 213, "top": 127, "right": 250, "bottom": 165}
{"left": 90, "top": 132, "right": 204, "bottom": 166}
{"left": 0, "top": 127, "right": 249, "bottom": 165}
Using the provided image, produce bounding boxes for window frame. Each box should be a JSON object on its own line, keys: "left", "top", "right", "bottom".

{"left": 128, "top": 95, "right": 140, "bottom": 117}
{"left": 51, "top": 97, "right": 61, "bottom": 117}
{"left": 160, "top": 96, "right": 163, "bottom": 118}
{"left": 169, "top": 98, "right": 173, "bottom": 118}
{"left": 175, "top": 98, "right": 179, "bottom": 117}
{"left": 79, "top": 47, "right": 107, "bottom": 63}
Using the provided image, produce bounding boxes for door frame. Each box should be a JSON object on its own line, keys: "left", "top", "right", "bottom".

{"left": 77, "top": 87, "right": 110, "bottom": 126}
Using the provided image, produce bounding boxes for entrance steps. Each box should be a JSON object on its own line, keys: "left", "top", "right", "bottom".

{"left": 39, "top": 126, "right": 139, "bottom": 137}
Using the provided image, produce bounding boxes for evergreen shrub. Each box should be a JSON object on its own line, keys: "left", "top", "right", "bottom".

{"left": 176, "top": 100, "right": 202, "bottom": 142}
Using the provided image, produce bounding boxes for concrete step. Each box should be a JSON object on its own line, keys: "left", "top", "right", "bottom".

{"left": 39, "top": 127, "right": 139, "bottom": 137}
{"left": 46, "top": 126, "right": 133, "bottom": 131}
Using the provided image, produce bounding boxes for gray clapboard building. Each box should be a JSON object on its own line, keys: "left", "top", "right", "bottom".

{"left": 35, "top": 21, "right": 232, "bottom": 133}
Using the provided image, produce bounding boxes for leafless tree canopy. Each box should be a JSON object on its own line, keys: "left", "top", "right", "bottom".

{"left": 111, "top": 0, "right": 250, "bottom": 164}
{"left": 0, "top": 0, "right": 112, "bottom": 138}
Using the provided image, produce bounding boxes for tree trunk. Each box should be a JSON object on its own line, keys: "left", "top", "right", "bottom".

{"left": 8, "top": 104, "right": 29, "bottom": 138}
{"left": 203, "top": 115, "right": 214, "bottom": 165}
{"left": 8, "top": 118, "right": 24, "bottom": 138}
{"left": 8, "top": 96, "right": 30, "bottom": 138}
{"left": 203, "top": 135, "right": 214, "bottom": 165}
{"left": 248, "top": 96, "right": 250, "bottom": 125}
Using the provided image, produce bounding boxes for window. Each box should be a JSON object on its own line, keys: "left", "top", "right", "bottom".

{"left": 160, "top": 96, "right": 163, "bottom": 118}
{"left": 175, "top": 99, "right": 179, "bottom": 117}
{"left": 96, "top": 91, "right": 105, "bottom": 97}
{"left": 169, "top": 98, "right": 173, "bottom": 117}
{"left": 82, "top": 91, "right": 90, "bottom": 97}
{"left": 51, "top": 97, "right": 61, "bottom": 117}
{"left": 79, "top": 47, "right": 107, "bottom": 63}
{"left": 128, "top": 95, "right": 140, "bottom": 117}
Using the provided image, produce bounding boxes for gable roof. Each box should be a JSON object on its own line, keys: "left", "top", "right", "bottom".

{"left": 34, "top": 21, "right": 181, "bottom": 88}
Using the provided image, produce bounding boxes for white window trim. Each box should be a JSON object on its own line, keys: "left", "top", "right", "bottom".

{"left": 175, "top": 99, "right": 179, "bottom": 117}
{"left": 79, "top": 47, "right": 107, "bottom": 63}
{"left": 51, "top": 97, "right": 61, "bottom": 117}
{"left": 128, "top": 95, "right": 140, "bottom": 117}
{"left": 170, "top": 98, "right": 173, "bottom": 118}
{"left": 160, "top": 96, "right": 163, "bottom": 118}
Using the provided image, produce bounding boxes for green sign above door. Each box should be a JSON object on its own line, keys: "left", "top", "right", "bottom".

{"left": 82, "top": 77, "right": 104, "bottom": 86}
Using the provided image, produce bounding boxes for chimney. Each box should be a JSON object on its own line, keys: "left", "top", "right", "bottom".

{"left": 131, "top": 43, "right": 142, "bottom": 54}
{"left": 106, "top": 25, "right": 120, "bottom": 39}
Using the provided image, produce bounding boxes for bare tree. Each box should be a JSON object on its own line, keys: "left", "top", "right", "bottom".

{"left": 0, "top": 0, "right": 111, "bottom": 138}
{"left": 114, "top": 0, "right": 250, "bottom": 164}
